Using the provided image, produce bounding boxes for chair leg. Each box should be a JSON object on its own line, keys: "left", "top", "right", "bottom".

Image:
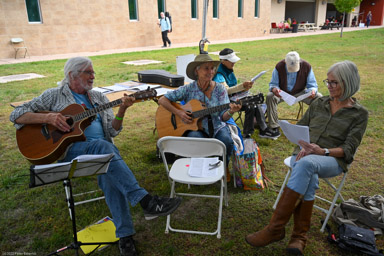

{"left": 273, "top": 168, "right": 291, "bottom": 210}
{"left": 319, "top": 172, "right": 348, "bottom": 232}
{"left": 165, "top": 181, "right": 176, "bottom": 234}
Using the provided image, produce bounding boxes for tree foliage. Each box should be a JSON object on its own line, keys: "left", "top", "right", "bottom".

{"left": 334, "top": 0, "right": 362, "bottom": 13}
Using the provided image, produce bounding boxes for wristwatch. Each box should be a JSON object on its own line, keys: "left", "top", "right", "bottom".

{"left": 324, "top": 148, "right": 330, "bottom": 156}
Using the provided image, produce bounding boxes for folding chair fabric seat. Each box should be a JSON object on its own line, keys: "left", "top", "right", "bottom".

{"left": 157, "top": 136, "right": 227, "bottom": 238}
{"left": 273, "top": 156, "right": 347, "bottom": 232}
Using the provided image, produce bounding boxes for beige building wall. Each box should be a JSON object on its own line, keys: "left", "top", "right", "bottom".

{"left": 315, "top": 0, "right": 328, "bottom": 26}
{"left": 0, "top": 0, "right": 271, "bottom": 59}
{"left": 271, "top": 0, "right": 286, "bottom": 23}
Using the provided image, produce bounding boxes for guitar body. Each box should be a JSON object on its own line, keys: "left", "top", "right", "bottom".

{"left": 156, "top": 99, "right": 204, "bottom": 138}
{"left": 16, "top": 104, "right": 92, "bottom": 165}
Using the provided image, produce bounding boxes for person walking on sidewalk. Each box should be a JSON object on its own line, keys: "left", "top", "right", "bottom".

{"left": 366, "top": 11, "right": 372, "bottom": 28}
{"left": 158, "top": 12, "right": 171, "bottom": 48}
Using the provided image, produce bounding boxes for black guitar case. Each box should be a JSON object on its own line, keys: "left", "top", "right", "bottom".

{"left": 138, "top": 69, "right": 184, "bottom": 87}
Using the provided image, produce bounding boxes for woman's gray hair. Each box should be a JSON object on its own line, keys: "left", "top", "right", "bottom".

{"left": 327, "top": 60, "right": 360, "bottom": 101}
{"left": 60, "top": 57, "right": 92, "bottom": 86}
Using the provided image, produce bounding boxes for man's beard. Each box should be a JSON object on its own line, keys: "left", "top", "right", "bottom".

{"left": 80, "top": 80, "right": 92, "bottom": 91}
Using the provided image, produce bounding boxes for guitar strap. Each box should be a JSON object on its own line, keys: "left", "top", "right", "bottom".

{"left": 207, "top": 115, "right": 214, "bottom": 138}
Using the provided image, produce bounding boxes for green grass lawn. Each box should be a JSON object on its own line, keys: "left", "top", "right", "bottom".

{"left": 1, "top": 28, "right": 383, "bottom": 256}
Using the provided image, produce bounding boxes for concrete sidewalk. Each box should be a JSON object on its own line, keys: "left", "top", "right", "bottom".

{"left": 1, "top": 26, "right": 382, "bottom": 66}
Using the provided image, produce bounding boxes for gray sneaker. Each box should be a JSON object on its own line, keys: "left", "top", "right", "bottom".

{"left": 143, "top": 196, "right": 182, "bottom": 220}
{"left": 259, "top": 128, "right": 280, "bottom": 140}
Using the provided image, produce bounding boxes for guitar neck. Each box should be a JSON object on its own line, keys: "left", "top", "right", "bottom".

{"left": 192, "top": 103, "right": 230, "bottom": 119}
{"left": 73, "top": 99, "right": 123, "bottom": 122}
{"left": 191, "top": 94, "right": 263, "bottom": 119}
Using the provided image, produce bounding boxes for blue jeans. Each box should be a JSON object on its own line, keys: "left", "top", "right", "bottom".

{"left": 61, "top": 139, "right": 148, "bottom": 238}
{"left": 186, "top": 126, "right": 234, "bottom": 165}
{"left": 287, "top": 154, "right": 343, "bottom": 201}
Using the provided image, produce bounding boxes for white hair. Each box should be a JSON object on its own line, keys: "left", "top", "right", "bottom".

{"left": 59, "top": 57, "right": 92, "bottom": 86}
{"left": 327, "top": 60, "right": 360, "bottom": 101}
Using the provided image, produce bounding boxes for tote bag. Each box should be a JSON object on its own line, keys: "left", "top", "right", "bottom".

{"left": 232, "top": 138, "right": 265, "bottom": 190}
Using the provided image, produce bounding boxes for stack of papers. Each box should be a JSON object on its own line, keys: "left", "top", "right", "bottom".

{"left": 278, "top": 120, "right": 309, "bottom": 145}
{"left": 251, "top": 70, "right": 267, "bottom": 83}
{"left": 279, "top": 91, "right": 312, "bottom": 106}
{"left": 77, "top": 216, "right": 118, "bottom": 254}
{"left": 188, "top": 157, "right": 220, "bottom": 177}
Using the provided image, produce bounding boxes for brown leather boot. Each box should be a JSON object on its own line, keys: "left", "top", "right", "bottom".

{"left": 286, "top": 200, "right": 314, "bottom": 255}
{"left": 245, "top": 187, "right": 302, "bottom": 247}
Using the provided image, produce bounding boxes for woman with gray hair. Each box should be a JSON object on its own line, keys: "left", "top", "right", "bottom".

{"left": 245, "top": 60, "right": 368, "bottom": 255}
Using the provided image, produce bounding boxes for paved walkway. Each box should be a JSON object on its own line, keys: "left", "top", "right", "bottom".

{"left": 1, "top": 26, "right": 382, "bottom": 65}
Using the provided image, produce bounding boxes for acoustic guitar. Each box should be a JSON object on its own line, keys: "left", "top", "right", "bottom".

{"left": 155, "top": 93, "right": 264, "bottom": 138}
{"left": 16, "top": 88, "right": 157, "bottom": 165}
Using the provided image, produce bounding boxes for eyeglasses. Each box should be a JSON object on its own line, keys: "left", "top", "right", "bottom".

{"left": 79, "top": 70, "right": 96, "bottom": 76}
{"left": 323, "top": 79, "right": 339, "bottom": 88}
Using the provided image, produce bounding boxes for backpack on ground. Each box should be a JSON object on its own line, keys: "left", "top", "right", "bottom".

{"left": 324, "top": 222, "right": 384, "bottom": 256}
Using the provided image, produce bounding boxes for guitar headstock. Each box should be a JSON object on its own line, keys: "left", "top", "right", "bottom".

{"left": 133, "top": 87, "right": 158, "bottom": 102}
{"left": 239, "top": 93, "right": 265, "bottom": 108}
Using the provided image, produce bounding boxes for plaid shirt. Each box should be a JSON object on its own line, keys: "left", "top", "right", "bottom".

{"left": 293, "top": 96, "right": 368, "bottom": 171}
{"left": 10, "top": 83, "right": 121, "bottom": 143}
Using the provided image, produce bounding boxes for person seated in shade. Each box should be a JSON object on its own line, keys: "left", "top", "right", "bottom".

{"left": 213, "top": 48, "right": 268, "bottom": 138}
{"left": 245, "top": 60, "right": 368, "bottom": 255}
{"left": 9, "top": 56, "right": 181, "bottom": 256}
{"left": 158, "top": 54, "right": 242, "bottom": 166}
{"left": 264, "top": 51, "right": 322, "bottom": 139}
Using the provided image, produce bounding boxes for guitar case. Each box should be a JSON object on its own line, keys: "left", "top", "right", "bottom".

{"left": 138, "top": 69, "right": 184, "bottom": 87}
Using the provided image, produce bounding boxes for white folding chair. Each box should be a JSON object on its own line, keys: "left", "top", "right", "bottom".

{"left": 273, "top": 156, "right": 348, "bottom": 233}
{"left": 11, "top": 38, "right": 30, "bottom": 59}
{"left": 157, "top": 136, "right": 227, "bottom": 238}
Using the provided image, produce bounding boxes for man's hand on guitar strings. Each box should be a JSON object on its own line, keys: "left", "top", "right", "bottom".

{"left": 121, "top": 94, "right": 135, "bottom": 109}
{"left": 48, "top": 113, "right": 70, "bottom": 132}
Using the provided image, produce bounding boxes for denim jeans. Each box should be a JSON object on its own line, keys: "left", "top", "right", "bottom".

{"left": 186, "top": 125, "right": 234, "bottom": 165}
{"left": 287, "top": 154, "right": 343, "bottom": 201}
{"left": 61, "top": 139, "right": 148, "bottom": 238}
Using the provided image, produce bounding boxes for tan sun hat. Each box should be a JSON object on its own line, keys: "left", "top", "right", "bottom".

{"left": 285, "top": 51, "right": 301, "bottom": 73}
{"left": 186, "top": 54, "right": 220, "bottom": 80}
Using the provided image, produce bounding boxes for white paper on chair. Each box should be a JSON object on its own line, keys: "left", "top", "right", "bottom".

{"left": 279, "top": 90, "right": 312, "bottom": 106}
{"left": 278, "top": 120, "right": 309, "bottom": 146}
{"left": 188, "top": 157, "right": 219, "bottom": 177}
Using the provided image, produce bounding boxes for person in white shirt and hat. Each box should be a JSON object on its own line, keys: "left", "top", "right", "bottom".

{"left": 213, "top": 48, "right": 268, "bottom": 138}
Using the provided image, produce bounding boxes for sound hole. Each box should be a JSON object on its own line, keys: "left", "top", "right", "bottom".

{"left": 66, "top": 116, "right": 74, "bottom": 126}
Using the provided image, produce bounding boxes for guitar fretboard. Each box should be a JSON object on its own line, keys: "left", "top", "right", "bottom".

{"left": 74, "top": 99, "right": 123, "bottom": 122}
{"left": 191, "top": 94, "right": 263, "bottom": 119}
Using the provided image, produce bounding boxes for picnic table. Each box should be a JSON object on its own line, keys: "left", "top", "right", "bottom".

{"left": 321, "top": 22, "right": 341, "bottom": 30}
{"left": 298, "top": 23, "right": 318, "bottom": 32}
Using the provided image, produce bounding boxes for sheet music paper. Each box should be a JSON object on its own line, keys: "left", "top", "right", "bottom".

{"left": 279, "top": 90, "right": 312, "bottom": 106}
{"left": 30, "top": 154, "right": 114, "bottom": 187}
{"left": 188, "top": 157, "right": 220, "bottom": 177}
{"left": 278, "top": 120, "right": 309, "bottom": 146}
{"left": 251, "top": 70, "right": 267, "bottom": 83}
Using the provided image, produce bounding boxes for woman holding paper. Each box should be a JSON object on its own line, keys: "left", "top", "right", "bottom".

{"left": 246, "top": 61, "right": 368, "bottom": 255}
{"left": 213, "top": 48, "right": 268, "bottom": 138}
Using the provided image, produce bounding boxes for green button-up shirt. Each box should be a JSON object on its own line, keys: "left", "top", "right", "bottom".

{"left": 293, "top": 96, "right": 368, "bottom": 172}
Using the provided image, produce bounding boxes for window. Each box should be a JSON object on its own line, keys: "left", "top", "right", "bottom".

{"left": 213, "top": 0, "right": 218, "bottom": 18}
{"left": 191, "top": 0, "right": 198, "bottom": 19}
{"left": 238, "top": 0, "right": 243, "bottom": 18}
{"left": 254, "top": 0, "right": 259, "bottom": 18}
{"left": 158, "top": 0, "right": 165, "bottom": 19}
{"left": 128, "top": 0, "right": 138, "bottom": 20}
{"left": 25, "top": 0, "right": 42, "bottom": 23}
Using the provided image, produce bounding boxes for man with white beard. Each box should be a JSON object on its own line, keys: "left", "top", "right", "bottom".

{"left": 10, "top": 57, "right": 181, "bottom": 256}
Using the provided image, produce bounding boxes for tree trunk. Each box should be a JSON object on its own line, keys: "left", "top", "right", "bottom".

{"left": 340, "top": 12, "right": 345, "bottom": 38}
